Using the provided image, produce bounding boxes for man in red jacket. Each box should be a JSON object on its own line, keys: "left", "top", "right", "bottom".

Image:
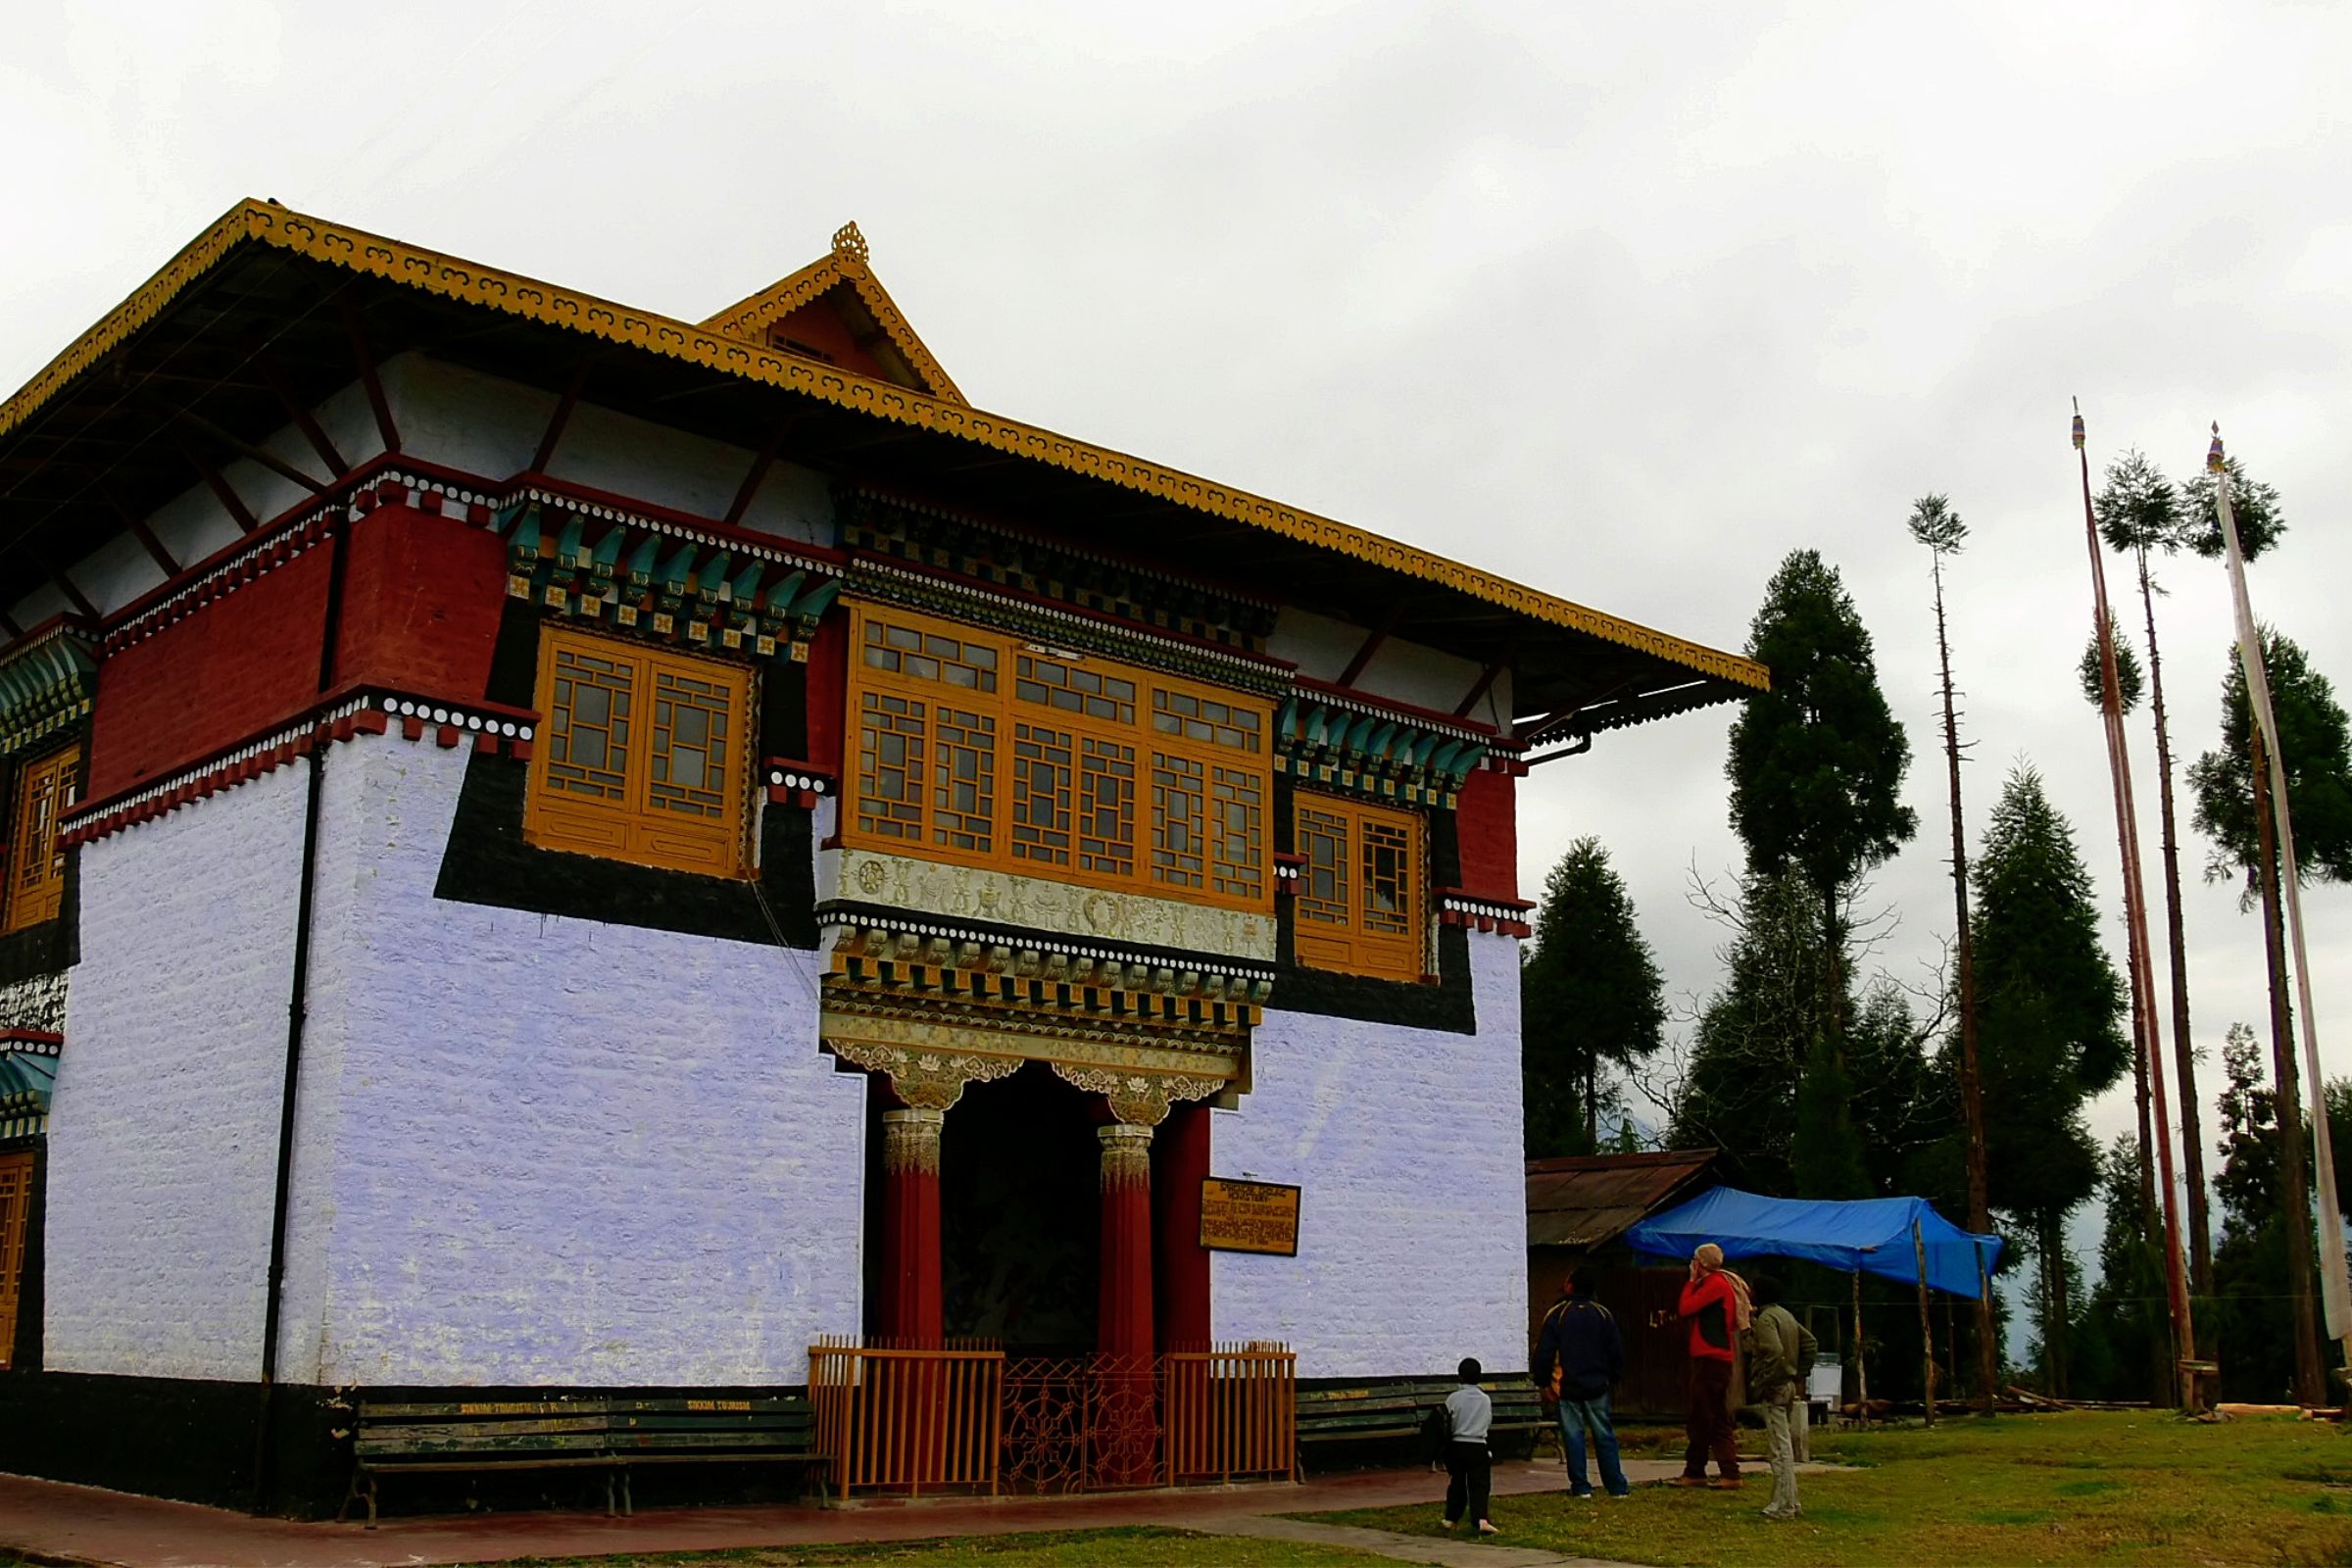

{"left": 1673, "top": 1243, "right": 1743, "bottom": 1488}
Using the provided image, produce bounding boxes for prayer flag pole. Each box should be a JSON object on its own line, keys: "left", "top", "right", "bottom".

{"left": 2074, "top": 403, "right": 2198, "bottom": 1405}
{"left": 2206, "top": 425, "right": 2352, "bottom": 1374}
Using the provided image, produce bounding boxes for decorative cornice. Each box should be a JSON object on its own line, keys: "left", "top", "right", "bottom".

{"left": 765, "top": 758, "right": 837, "bottom": 810}
{"left": 822, "top": 909, "right": 1274, "bottom": 1001}
{"left": 58, "top": 687, "right": 534, "bottom": 847}
{"left": 698, "top": 225, "right": 969, "bottom": 406}
{"left": 820, "top": 995, "right": 1244, "bottom": 1090}
{"left": 1275, "top": 696, "right": 1489, "bottom": 809}
{"left": 0, "top": 200, "right": 1765, "bottom": 696}
{"left": 1439, "top": 889, "right": 1535, "bottom": 940}
{"left": 0, "top": 619, "right": 97, "bottom": 759}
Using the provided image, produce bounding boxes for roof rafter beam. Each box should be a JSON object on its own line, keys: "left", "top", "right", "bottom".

{"left": 0, "top": 610, "right": 23, "bottom": 640}
{"left": 176, "top": 409, "right": 327, "bottom": 495}
{"left": 251, "top": 349, "right": 350, "bottom": 476}
{"left": 723, "top": 417, "right": 807, "bottom": 527}
{"left": 171, "top": 430, "right": 259, "bottom": 534}
{"left": 1335, "top": 602, "right": 1405, "bottom": 689}
{"left": 28, "top": 546, "right": 100, "bottom": 620}
{"left": 530, "top": 357, "right": 594, "bottom": 474}
{"left": 102, "top": 479, "right": 181, "bottom": 577}
{"left": 1453, "top": 651, "right": 1512, "bottom": 718}
{"left": 337, "top": 294, "right": 401, "bottom": 455}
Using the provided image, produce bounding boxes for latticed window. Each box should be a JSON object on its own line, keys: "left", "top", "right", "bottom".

{"left": 526, "top": 625, "right": 751, "bottom": 876}
{"left": 845, "top": 599, "right": 1271, "bottom": 912}
{"left": 3, "top": 745, "right": 76, "bottom": 935}
{"left": 0, "top": 1150, "right": 30, "bottom": 1369}
{"left": 1292, "top": 792, "right": 1425, "bottom": 982}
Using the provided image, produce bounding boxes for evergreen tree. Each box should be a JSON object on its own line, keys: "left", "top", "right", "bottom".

{"left": 2076, "top": 1135, "right": 2169, "bottom": 1402}
{"left": 2078, "top": 630, "right": 2144, "bottom": 713}
{"left": 1971, "top": 764, "right": 2129, "bottom": 1396}
{"left": 2187, "top": 629, "right": 2352, "bottom": 890}
{"left": 2210, "top": 1023, "right": 2306, "bottom": 1401}
{"left": 2188, "top": 627, "right": 2352, "bottom": 1402}
{"left": 1726, "top": 550, "right": 1917, "bottom": 1199}
{"left": 1671, "top": 867, "right": 1824, "bottom": 1196}
{"left": 1521, "top": 837, "right": 1666, "bottom": 1156}
{"left": 2180, "top": 454, "right": 2287, "bottom": 562}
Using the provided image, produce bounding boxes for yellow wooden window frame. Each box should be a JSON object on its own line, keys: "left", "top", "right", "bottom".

{"left": 2, "top": 745, "right": 76, "bottom": 936}
{"left": 1292, "top": 791, "right": 1427, "bottom": 982}
{"left": 844, "top": 599, "right": 1273, "bottom": 913}
{"left": 0, "top": 1150, "right": 29, "bottom": 1370}
{"left": 523, "top": 625, "right": 753, "bottom": 878}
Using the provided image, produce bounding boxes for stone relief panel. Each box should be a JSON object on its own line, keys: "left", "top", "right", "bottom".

{"left": 830, "top": 847, "right": 1276, "bottom": 964}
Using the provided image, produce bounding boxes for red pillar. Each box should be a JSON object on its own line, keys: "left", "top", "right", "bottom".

{"left": 880, "top": 1107, "right": 945, "bottom": 1346}
{"left": 1098, "top": 1123, "right": 1155, "bottom": 1356}
{"left": 1154, "top": 1102, "right": 1212, "bottom": 1351}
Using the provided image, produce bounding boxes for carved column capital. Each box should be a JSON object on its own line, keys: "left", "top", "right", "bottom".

{"left": 882, "top": 1105, "right": 947, "bottom": 1175}
{"left": 1098, "top": 1121, "right": 1154, "bottom": 1191}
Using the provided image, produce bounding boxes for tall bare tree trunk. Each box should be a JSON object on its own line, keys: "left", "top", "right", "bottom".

{"left": 1929, "top": 555, "right": 1999, "bottom": 1414}
{"left": 2253, "top": 727, "right": 2325, "bottom": 1405}
{"left": 2040, "top": 1213, "right": 2072, "bottom": 1397}
{"left": 2137, "top": 552, "right": 2211, "bottom": 1294}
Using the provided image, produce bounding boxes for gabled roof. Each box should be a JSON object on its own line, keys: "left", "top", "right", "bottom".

{"left": 699, "top": 221, "right": 966, "bottom": 406}
{"left": 0, "top": 200, "right": 1768, "bottom": 722}
{"left": 1527, "top": 1149, "right": 1716, "bottom": 1250}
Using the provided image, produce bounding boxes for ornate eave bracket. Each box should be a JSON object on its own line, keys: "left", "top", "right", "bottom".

{"left": 825, "top": 1034, "right": 1021, "bottom": 1110}
{"left": 1274, "top": 697, "right": 1489, "bottom": 808}
{"left": 0, "top": 623, "right": 97, "bottom": 760}
{"left": 498, "top": 497, "right": 841, "bottom": 661}
{"left": 1047, "top": 1063, "right": 1226, "bottom": 1127}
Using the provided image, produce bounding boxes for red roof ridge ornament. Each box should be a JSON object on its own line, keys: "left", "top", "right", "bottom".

{"left": 832, "top": 220, "right": 869, "bottom": 266}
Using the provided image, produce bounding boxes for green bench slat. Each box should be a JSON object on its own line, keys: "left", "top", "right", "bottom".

{"left": 359, "top": 1416, "right": 612, "bottom": 1443}
{"left": 609, "top": 1413, "right": 811, "bottom": 1433}
{"left": 361, "top": 1431, "right": 615, "bottom": 1457}
{"left": 360, "top": 1400, "right": 611, "bottom": 1419}
{"left": 606, "top": 1430, "right": 811, "bottom": 1452}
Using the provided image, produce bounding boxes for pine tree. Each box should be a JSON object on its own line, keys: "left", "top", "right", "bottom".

{"left": 1671, "top": 867, "right": 1825, "bottom": 1196}
{"left": 1521, "top": 838, "right": 1666, "bottom": 1156}
{"left": 2211, "top": 1023, "right": 2304, "bottom": 1401}
{"left": 1971, "top": 765, "right": 2130, "bottom": 1396}
{"left": 2076, "top": 1136, "right": 2169, "bottom": 1401}
{"left": 1726, "top": 550, "right": 1917, "bottom": 1199}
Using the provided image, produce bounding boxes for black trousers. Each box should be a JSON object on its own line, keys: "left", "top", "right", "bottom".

{"left": 1445, "top": 1440, "right": 1493, "bottom": 1524}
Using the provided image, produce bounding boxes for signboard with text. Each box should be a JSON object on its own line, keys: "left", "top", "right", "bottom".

{"left": 1200, "top": 1177, "right": 1301, "bottom": 1256}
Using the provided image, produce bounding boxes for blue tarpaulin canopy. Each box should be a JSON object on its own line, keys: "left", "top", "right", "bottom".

{"left": 1624, "top": 1187, "right": 2004, "bottom": 1299}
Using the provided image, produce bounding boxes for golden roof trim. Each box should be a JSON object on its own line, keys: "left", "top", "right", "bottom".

{"left": 697, "top": 220, "right": 968, "bottom": 406}
{"left": 0, "top": 200, "right": 1767, "bottom": 692}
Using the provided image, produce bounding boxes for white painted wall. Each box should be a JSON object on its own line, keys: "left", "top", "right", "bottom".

{"left": 274, "top": 734, "right": 865, "bottom": 1387}
{"left": 1267, "top": 605, "right": 1512, "bottom": 729}
{"left": 45, "top": 763, "right": 309, "bottom": 1382}
{"left": 1210, "top": 929, "right": 1527, "bottom": 1378}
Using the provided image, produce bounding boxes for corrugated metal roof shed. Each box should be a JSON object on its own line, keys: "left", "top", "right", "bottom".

{"left": 1527, "top": 1149, "right": 1715, "bottom": 1250}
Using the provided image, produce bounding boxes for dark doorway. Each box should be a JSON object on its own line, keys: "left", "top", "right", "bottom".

{"left": 941, "top": 1063, "right": 1099, "bottom": 1350}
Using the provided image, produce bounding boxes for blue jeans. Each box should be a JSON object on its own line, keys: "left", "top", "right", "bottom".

{"left": 1558, "top": 1391, "right": 1630, "bottom": 1495}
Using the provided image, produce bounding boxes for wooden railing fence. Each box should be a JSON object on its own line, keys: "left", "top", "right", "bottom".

{"left": 1162, "top": 1342, "right": 1298, "bottom": 1484}
{"left": 808, "top": 1337, "right": 1004, "bottom": 1498}
{"left": 808, "top": 1338, "right": 1296, "bottom": 1498}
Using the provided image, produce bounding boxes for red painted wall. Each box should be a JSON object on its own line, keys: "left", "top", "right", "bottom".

{"left": 334, "top": 505, "right": 507, "bottom": 698}
{"left": 1453, "top": 766, "right": 1519, "bottom": 901}
{"left": 803, "top": 613, "right": 848, "bottom": 777}
{"left": 1152, "top": 1100, "right": 1213, "bottom": 1351}
{"left": 86, "top": 549, "right": 333, "bottom": 802}
{"left": 767, "top": 299, "right": 900, "bottom": 385}
{"left": 84, "top": 507, "right": 510, "bottom": 805}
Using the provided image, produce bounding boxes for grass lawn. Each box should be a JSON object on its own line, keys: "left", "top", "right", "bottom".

{"left": 1308, "top": 1409, "right": 2352, "bottom": 1565}
{"left": 473, "top": 1526, "right": 1389, "bottom": 1566}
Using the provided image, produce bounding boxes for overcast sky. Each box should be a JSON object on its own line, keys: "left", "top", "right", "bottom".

{"left": 7, "top": 1, "right": 2349, "bottom": 1260}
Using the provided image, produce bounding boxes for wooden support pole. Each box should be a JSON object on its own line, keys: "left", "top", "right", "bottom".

{"left": 337, "top": 295, "right": 401, "bottom": 455}
{"left": 1853, "top": 1270, "right": 1868, "bottom": 1420}
{"left": 724, "top": 421, "right": 797, "bottom": 527}
{"left": 27, "top": 546, "right": 101, "bottom": 620}
{"left": 1453, "top": 655, "right": 1507, "bottom": 718}
{"left": 1914, "top": 1218, "right": 1936, "bottom": 1426}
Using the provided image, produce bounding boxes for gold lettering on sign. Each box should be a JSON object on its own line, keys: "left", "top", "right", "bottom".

{"left": 1199, "top": 1177, "right": 1300, "bottom": 1256}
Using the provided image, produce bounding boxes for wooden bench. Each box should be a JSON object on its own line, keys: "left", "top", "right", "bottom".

{"left": 339, "top": 1396, "right": 823, "bottom": 1526}
{"left": 1294, "top": 1380, "right": 1545, "bottom": 1472}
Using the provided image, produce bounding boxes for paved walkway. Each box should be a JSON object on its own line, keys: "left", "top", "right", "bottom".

{"left": 0, "top": 1456, "right": 1708, "bottom": 1568}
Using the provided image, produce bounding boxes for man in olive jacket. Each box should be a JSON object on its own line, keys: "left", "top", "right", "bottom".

{"left": 1743, "top": 1275, "right": 1817, "bottom": 1521}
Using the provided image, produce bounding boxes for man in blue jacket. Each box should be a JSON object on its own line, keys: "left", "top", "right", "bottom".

{"left": 1532, "top": 1267, "right": 1631, "bottom": 1498}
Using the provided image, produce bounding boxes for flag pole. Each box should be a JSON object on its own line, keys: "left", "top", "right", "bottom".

{"left": 2207, "top": 425, "right": 2352, "bottom": 1380}
{"left": 2075, "top": 402, "right": 2197, "bottom": 1406}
